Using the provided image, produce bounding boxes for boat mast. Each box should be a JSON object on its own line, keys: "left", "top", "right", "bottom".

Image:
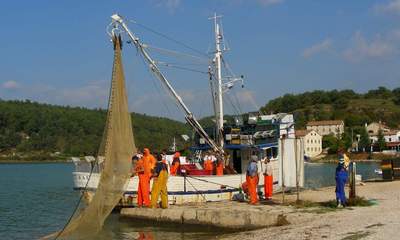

{"left": 110, "top": 14, "right": 224, "bottom": 156}
{"left": 210, "top": 13, "right": 224, "bottom": 149}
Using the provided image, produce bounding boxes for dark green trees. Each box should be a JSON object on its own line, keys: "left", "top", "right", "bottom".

{"left": 377, "top": 129, "right": 386, "bottom": 152}
{"left": 0, "top": 100, "right": 189, "bottom": 157}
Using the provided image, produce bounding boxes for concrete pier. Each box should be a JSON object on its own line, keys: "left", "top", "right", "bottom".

{"left": 120, "top": 201, "right": 289, "bottom": 229}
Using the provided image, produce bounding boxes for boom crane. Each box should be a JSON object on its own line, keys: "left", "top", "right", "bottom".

{"left": 110, "top": 14, "right": 225, "bottom": 157}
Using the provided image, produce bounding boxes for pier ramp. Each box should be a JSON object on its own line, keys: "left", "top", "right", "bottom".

{"left": 120, "top": 201, "right": 289, "bottom": 229}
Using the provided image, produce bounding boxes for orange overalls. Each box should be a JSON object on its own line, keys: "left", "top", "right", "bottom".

{"left": 142, "top": 148, "right": 156, "bottom": 174}
{"left": 136, "top": 159, "right": 150, "bottom": 207}
{"left": 170, "top": 159, "right": 180, "bottom": 176}
{"left": 264, "top": 175, "right": 273, "bottom": 199}
{"left": 246, "top": 161, "right": 259, "bottom": 204}
{"left": 246, "top": 175, "right": 259, "bottom": 204}
{"left": 136, "top": 148, "right": 156, "bottom": 207}
{"left": 170, "top": 152, "right": 180, "bottom": 176}
{"left": 216, "top": 160, "right": 224, "bottom": 176}
{"left": 204, "top": 157, "right": 214, "bottom": 172}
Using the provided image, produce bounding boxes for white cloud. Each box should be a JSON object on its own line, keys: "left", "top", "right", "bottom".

{"left": 342, "top": 31, "right": 396, "bottom": 62}
{"left": 374, "top": 0, "right": 400, "bottom": 15}
{"left": 56, "top": 81, "right": 109, "bottom": 106}
{"left": 154, "top": 0, "right": 181, "bottom": 13}
{"left": 302, "top": 38, "right": 333, "bottom": 58}
{"left": 2, "top": 80, "right": 20, "bottom": 90}
{"left": 235, "top": 90, "right": 260, "bottom": 110}
{"left": 257, "top": 0, "right": 284, "bottom": 7}
{"left": 0, "top": 80, "right": 109, "bottom": 108}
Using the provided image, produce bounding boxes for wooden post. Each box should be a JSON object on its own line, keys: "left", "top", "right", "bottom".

{"left": 281, "top": 138, "right": 285, "bottom": 204}
{"left": 295, "top": 138, "right": 300, "bottom": 202}
{"left": 349, "top": 162, "right": 356, "bottom": 200}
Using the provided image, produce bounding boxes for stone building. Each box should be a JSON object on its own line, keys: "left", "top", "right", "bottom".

{"left": 366, "top": 122, "right": 390, "bottom": 136}
{"left": 306, "top": 120, "right": 344, "bottom": 137}
{"left": 296, "top": 130, "right": 322, "bottom": 158}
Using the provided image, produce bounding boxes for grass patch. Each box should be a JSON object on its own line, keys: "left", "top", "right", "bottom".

{"left": 290, "top": 200, "right": 320, "bottom": 208}
{"left": 289, "top": 197, "right": 374, "bottom": 214}
{"left": 347, "top": 197, "right": 374, "bottom": 207}
{"left": 290, "top": 200, "right": 339, "bottom": 214}
{"left": 341, "top": 231, "right": 371, "bottom": 240}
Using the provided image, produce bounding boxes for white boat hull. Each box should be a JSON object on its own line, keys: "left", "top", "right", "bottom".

{"left": 73, "top": 171, "right": 277, "bottom": 205}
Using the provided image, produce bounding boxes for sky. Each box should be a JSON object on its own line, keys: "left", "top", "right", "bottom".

{"left": 1, "top": 0, "right": 400, "bottom": 121}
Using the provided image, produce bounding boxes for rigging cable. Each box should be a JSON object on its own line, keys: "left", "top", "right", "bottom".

{"left": 130, "top": 20, "right": 210, "bottom": 58}
{"left": 137, "top": 47, "right": 175, "bottom": 118}
{"left": 186, "top": 175, "right": 239, "bottom": 190}
{"left": 145, "top": 45, "right": 209, "bottom": 63}
{"left": 224, "top": 92, "right": 242, "bottom": 116}
{"left": 182, "top": 176, "right": 207, "bottom": 202}
{"left": 157, "top": 62, "right": 209, "bottom": 74}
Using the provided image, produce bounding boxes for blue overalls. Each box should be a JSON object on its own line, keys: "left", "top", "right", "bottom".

{"left": 335, "top": 164, "right": 348, "bottom": 205}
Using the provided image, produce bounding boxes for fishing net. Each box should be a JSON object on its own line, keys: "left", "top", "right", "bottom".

{"left": 56, "top": 35, "right": 136, "bottom": 239}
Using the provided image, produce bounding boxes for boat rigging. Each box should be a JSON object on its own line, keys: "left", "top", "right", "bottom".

{"left": 109, "top": 13, "right": 225, "bottom": 157}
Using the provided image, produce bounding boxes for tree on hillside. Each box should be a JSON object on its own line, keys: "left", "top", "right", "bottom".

{"left": 322, "top": 134, "right": 339, "bottom": 154}
{"left": 393, "top": 88, "right": 400, "bottom": 105}
{"left": 358, "top": 128, "right": 370, "bottom": 152}
{"left": 342, "top": 130, "right": 353, "bottom": 151}
{"left": 377, "top": 129, "right": 386, "bottom": 152}
{"left": 365, "top": 86, "right": 393, "bottom": 99}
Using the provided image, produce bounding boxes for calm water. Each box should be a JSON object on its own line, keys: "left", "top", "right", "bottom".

{"left": 0, "top": 162, "right": 380, "bottom": 240}
{"left": 304, "top": 161, "right": 380, "bottom": 189}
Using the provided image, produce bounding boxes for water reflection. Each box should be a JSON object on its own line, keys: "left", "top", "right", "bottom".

{"left": 96, "top": 214, "right": 234, "bottom": 240}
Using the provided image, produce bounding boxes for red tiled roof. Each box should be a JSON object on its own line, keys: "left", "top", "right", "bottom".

{"left": 295, "top": 129, "right": 321, "bottom": 137}
{"left": 386, "top": 142, "right": 400, "bottom": 147}
{"left": 306, "top": 120, "right": 344, "bottom": 126}
{"left": 295, "top": 130, "right": 310, "bottom": 137}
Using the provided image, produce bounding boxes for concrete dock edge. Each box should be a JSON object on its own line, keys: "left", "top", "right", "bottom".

{"left": 120, "top": 205, "right": 282, "bottom": 229}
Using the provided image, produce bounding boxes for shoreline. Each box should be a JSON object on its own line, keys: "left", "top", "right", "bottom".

{"left": 309, "top": 159, "right": 381, "bottom": 163}
{"left": 0, "top": 159, "right": 71, "bottom": 164}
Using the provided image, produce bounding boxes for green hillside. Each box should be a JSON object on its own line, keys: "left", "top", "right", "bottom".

{"left": 0, "top": 99, "right": 190, "bottom": 159}
{"left": 260, "top": 87, "right": 400, "bottom": 130}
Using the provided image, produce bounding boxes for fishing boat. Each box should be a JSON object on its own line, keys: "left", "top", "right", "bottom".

{"left": 72, "top": 13, "right": 305, "bottom": 205}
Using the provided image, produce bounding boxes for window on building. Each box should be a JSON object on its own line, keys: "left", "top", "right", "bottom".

{"left": 307, "top": 147, "right": 309, "bottom": 151}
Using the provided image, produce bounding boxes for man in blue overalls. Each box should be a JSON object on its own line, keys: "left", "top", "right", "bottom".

{"left": 335, "top": 153, "right": 348, "bottom": 207}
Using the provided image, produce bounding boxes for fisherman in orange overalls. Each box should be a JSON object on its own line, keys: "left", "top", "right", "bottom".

{"left": 263, "top": 157, "right": 273, "bottom": 200}
{"left": 246, "top": 152, "right": 259, "bottom": 204}
{"left": 216, "top": 158, "right": 224, "bottom": 176}
{"left": 136, "top": 148, "right": 156, "bottom": 207}
{"left": 170, "top": 152, "right": 180, "bottom": 176}
{"left": 203, "top": 151, "right": 214, "bottom": 173}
